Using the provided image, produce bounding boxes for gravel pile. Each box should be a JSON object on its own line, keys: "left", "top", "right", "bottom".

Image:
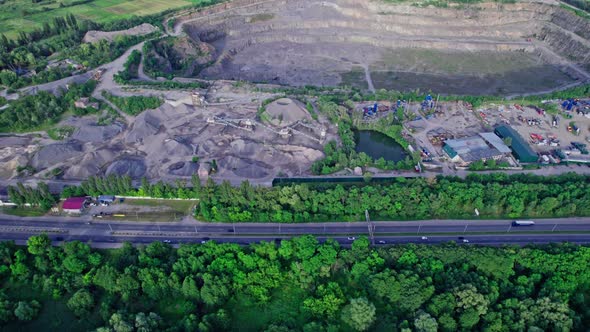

{"left": 167, "top": 161, "right": 199, "bottom": 176}
{"left": 125, "top": 111, "right": 161, "bottom": 144}
{"left": 31, "top": 142, "right": 83, "bottom": 170}
{"left": 105, "top": 157, "right": 147, "bottom": 179}
{"left": 83, "top": 23, "right": 158, "bottom": 43}
{"left": 72, "top": 122, "right": 125, "bottom": 143}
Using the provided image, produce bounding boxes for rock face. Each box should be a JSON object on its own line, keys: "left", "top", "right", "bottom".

{"left": 185, "top": 0, "right": 589, "bottom": 94}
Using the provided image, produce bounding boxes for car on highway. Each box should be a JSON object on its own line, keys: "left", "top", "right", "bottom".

{"left": 163, "top": 240, "right": 171, "bottom": 244}
{"left": 200, "top": 240, "right": 207, "bottom": 244}
{"left": 377, "top": 240, "right": 386, "bottom": 244}
{"left": 462, "top": 239, "right": 470, "bottom": 243}
{"left": 421, "top": 236, "right": 428, "bottom": 240}
{"left": 347, "top": 236, "right": 356, "bottom": 241}
{"left": 55, "top": 237, "right": 64, "bottom": 241}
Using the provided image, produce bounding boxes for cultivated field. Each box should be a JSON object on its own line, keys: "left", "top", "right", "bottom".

{"left": 0, "top": 0, "right": 202, "bottom": 38}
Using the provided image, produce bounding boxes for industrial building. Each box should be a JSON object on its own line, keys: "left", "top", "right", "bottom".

{"left": 443, "top": 133, "right": 511, "bottom": 164}
{"left": 494, "top": 125, "right": 539, "bottom": 163}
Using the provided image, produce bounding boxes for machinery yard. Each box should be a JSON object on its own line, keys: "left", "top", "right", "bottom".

{"left": 401, "top": 97, "right": 590, "bottom": 167}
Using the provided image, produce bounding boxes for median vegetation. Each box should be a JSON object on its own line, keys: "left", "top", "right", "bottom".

{"left": 0, "top": 235, "right": 589, "bottom": 331}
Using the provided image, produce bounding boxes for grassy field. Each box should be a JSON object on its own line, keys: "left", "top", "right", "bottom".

{"left": 371, "top": 49, "right": 541, "bottom": 75}
{"left": 0, "top": 0, "right": 205, "bottom": 38}
{"left": 97, "top": 198, "right": 196, "bottom": 222}
{"left": 1, "top": 207, "right": 47, "bottom": 217}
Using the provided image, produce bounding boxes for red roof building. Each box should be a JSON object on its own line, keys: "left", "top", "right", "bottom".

{"left": 62, "top": 197, "right": 86, "bottom": 213}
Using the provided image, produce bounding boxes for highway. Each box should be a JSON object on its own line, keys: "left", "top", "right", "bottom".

{"left": 1, "top": 217, "right": 590, "bottom": 247}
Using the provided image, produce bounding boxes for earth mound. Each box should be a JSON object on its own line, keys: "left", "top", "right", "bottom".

{"left": 31, "top": 142, "right": 83, "bottom": 170}
{"left": 265, "top": 98, "right": 311, "bottom": 127}
{"left": 105, "top": 157, "right": 147, "bottom": 179}
{"left": 83, "top": 23, "right": 158, "bottom": 43}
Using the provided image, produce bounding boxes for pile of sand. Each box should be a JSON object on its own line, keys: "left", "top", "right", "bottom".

{"left": 265, "top": 98, "right": 311, "bottom": 127}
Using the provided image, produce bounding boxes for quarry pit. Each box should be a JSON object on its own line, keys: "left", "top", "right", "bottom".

{"left": 181, "top": 0, "right": 590, "bottom": 95}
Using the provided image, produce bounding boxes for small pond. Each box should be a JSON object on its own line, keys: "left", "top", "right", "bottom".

{"left": 354, "top": 130, "right": 408, "bottom": 162}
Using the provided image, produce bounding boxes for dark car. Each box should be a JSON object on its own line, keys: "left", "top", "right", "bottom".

{"left": 55, "top": 236, "right": 64, "bottom": 241}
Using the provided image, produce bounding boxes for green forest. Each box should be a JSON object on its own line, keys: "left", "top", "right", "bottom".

{"left": 0, "top": 80, "right": 97, "bottom": 132}
{"left": 102, "top": 92, "right": 163, "bottom": 116}
{"left": 1, "top": 235, "right": 589, "bottom": 331}
{"left": 41, "top": 173, "right": 590, "bottom": 222}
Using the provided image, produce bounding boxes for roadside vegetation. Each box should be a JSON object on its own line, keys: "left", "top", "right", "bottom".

{"left": 0, "top": 80, "right": 96, "bottom": 132}
{"left": 49, "top": 173, "right": 590, "bottom": 222}
{"left": 102, "top": 92, "right": 163, "bottom": 116}
{"left": 0, "top": 235, "right": 589, "bottom": 331}
{"left": 7, "top": 183, "right": 57, "bottom": 211}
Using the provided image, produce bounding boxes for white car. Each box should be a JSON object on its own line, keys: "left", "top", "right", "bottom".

{"left": 347, "top": 237, "right": 356, "bottom": 241}
{"left": 163, "top": 240, "right": 171, "bottom": 244}
{"left": 421, "top": 236, "right": 428, "bottom": 240}
{"left": 462, "top": 239, "right": 470, "bottom": 243}
{"left": 377, "top": 240, "right": 386, "bottom": 244}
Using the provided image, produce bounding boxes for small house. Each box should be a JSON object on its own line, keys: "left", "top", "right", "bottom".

{"left": 62, "top": 197, "right": 87, "bottom": 214}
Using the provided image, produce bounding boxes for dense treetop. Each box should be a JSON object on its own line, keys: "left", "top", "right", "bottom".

{"left": 54, "top": 173, "right": 590, "bottom": 222}
{"left": 1, "top": 236, "right": 589, "bottom": 331}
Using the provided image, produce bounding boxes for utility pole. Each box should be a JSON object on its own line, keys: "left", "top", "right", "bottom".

{"left": 365, "top": 210, "right": 375, "bottom": 246}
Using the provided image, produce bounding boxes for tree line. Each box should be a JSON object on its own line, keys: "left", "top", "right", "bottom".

{"left": 6, "top": 183, "right": 56, "bottom": 210}
{"left": 57, "top": 173, "right": 590, "bottom": 222}
{"left": 0, "top": 235, "right": 589, "bottom": 331}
